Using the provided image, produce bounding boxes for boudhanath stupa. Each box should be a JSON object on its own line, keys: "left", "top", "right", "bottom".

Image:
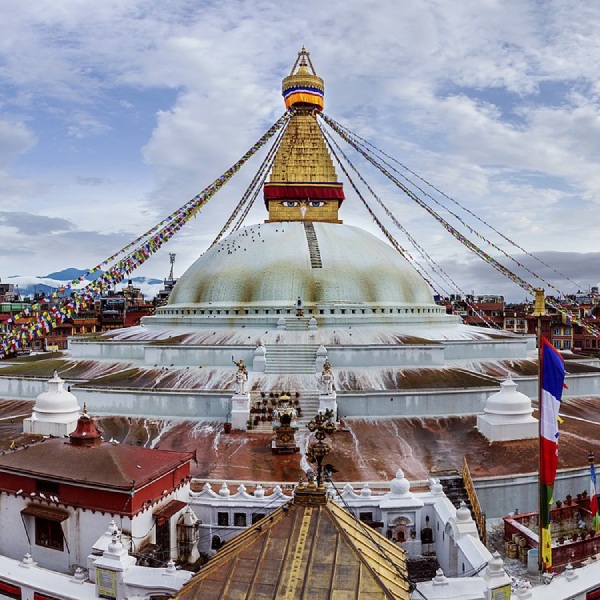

{"left": 2, "top": 48, "right": 600, "bottom": 519}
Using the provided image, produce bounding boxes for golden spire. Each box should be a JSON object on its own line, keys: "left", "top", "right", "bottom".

{"left": 265, "top": 48, "right": 344, "bottom": 224}
{"left": 282, "top": 46, "right": 324, "bottom": 111}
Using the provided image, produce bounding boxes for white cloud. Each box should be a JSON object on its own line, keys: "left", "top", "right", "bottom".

{"left": 0, "top": 119, "right": 37, "bottom": 165}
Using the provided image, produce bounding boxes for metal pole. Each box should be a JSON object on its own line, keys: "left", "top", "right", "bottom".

{"left": 533, "top": 288, "right": 545, "bottom": 574}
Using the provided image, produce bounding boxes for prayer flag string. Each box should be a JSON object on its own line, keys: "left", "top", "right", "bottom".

{"left": 319, "top": 112, "right": 600, "bottom": 338}
{"left": 327, "top": 116, "right": 584, "bottom": 292}
{"left": 320, "top": 121, "right": 500, "bottom": 329}
{"left": 0, "top": 110, "right": 293, "bottom": 358}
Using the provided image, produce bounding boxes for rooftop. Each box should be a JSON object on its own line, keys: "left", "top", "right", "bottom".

{"left": 175, "top": 479, "right": 411, "bottom": 600}
{"left": 0, "top": 431, "right": 194, "bottom": 491}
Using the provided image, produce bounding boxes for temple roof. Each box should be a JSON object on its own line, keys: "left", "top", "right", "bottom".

{"left": 0, "top": 436, "right": 194, "bottom": 491}
{"left": 174, "top": 481, "right": 411, "bottom": 600}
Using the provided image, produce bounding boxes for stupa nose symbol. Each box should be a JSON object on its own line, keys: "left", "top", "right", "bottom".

{"left": 300, "top": 205, "right": 307, "bottom": 218}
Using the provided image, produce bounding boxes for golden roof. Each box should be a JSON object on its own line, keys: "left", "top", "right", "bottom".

{"left": 174, "top": 483, "right": 411, "bottom": 600}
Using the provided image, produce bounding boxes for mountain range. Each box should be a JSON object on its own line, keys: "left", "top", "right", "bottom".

{"left": 3, "top": 268, "right": 163, "bottom": 300}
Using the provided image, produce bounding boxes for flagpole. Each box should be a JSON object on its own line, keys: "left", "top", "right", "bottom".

{"left": 533, "top": 288, "right": 545, "bottom": 574}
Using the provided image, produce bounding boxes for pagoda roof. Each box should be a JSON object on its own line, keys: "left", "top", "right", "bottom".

{"left": 0, "top": 436, "right": 194, "bottom": 491}
{"left": 174, "top": 482, "right": 411, "bottom": 600}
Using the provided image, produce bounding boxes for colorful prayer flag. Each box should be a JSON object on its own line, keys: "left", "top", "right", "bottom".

{"left": 539, "top": 336, "right": 566, "bottom": 570}
{"left": 590, "top": 453, "right": 600, "bottom": 533}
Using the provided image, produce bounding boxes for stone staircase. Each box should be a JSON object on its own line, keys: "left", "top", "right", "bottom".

{"left": 296, "top": 391, "right": 320, "bottom": 428}
{"left": 438, "top": 474, "right": 472, "bottom": 511}
{"left": 264, "top": 344, "right": 318, "bottom": 374}
{"left": 303, "top": 222, "right": 322, "bottom": 268}
{"left": 281, "top": 316, "right": 313, "bottom": 330}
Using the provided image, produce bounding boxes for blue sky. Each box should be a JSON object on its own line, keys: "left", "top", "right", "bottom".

{"left": 1, "top": 0, "right": 599, "bottom": 301}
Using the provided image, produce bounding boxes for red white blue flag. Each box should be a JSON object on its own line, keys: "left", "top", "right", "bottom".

{"left": 590, "top": 453, "right": 600, "bottom": 532}
{"left": 539, "top": 336, "right": 565, "bottom": 570}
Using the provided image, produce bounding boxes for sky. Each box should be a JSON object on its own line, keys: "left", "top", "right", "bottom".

{"left": 1, "top": 0, "right": 599, "bottom": 302}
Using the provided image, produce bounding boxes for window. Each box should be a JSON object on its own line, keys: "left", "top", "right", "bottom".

{"left": 217, "top": 512, "right": 229, "bottom": 526}
{"left": 252, "top": 513, "right": 265, "bottom": 524}
{"left": 34, "top": 593, "right": 62, "bottom": 600}
{"left": 35, "top": 517, "right": 64, "bottom": 550}
{"left": 553, "top": 340, "right": 561, "bottom": 349}
{"left": 234, "top": 513, "right": 247, "bottom": 527}
{"left": 36, "top": 480, "right": 59, "bottom": 496}
{"left": 359, "top": 512, "right": 373, "bottom": 522}
{"left": 0, "top": 580, "right": 21, "bottom": 600}
{"left": 563, "top": 340, "right": 571, "bottom": 349}
{"left": 554, "top": 327, "right": 561, "bottom": 335}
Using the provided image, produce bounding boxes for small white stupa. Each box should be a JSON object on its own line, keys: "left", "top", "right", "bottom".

{"left": 477, "top": 375, "right": 537, "bottom": 442}
{"left": 23, "top": 370, "right": 80, "bottom": 437}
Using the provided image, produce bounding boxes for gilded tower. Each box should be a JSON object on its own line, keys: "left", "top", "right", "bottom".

{"left": 264, "top": 47, "right": 344, "bottom": 223}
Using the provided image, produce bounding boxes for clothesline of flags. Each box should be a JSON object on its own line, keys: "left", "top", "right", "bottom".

{"left": 2, "top": 105, "right": 598, "bottom": 356}
{"left": 0, "top": 111, "right": 293, "bottom": 358}
{"left": 319, "top": 112, "right": 600, "bottom": 339}
{"left": 320, "top": 121, "right": 501, "bottom": 330}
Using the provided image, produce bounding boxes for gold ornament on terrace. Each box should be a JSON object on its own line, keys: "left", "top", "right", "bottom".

{"left": 306, "top": 409, "right": 337, "bottom": 486}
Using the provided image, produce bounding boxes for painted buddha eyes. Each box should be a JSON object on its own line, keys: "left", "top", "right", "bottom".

{"left": 280, "top": 200, "right": 326, "bottom": 207}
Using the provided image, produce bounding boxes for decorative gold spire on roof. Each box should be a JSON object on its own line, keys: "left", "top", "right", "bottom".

{"left": 264, "top": 48, "right": 345, "bottom": 224}
{"left": 282, "top": 46, "right": 324, "bottom": 111}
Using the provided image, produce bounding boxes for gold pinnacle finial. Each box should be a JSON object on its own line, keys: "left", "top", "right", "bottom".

{"left": 532, "top": 288, "right": 546, "bottom": 317}
{"left": 282, "top": 47, "right": 324, "bottom": 110}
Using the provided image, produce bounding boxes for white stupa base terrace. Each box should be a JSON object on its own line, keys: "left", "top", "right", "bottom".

{"left": 0, "top": 318, "right": 596, "bottom": 422}
{"left": 23, "top": 415, "right": 80, "bottom": 437}
{"left": 476, "top": 413, "right": 538, "bottom": 441}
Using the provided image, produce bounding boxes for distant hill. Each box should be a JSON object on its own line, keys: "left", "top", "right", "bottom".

{"left": 3, "top": 271, "right": 164, "bottom": 301}
{"left": 40, "top": 268, "right": 162, "bottom": 287}
{"left": 42, "top": 268, "right": 103, "bottom": 281}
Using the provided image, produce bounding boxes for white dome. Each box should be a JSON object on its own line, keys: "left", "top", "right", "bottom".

{"left": 169, "top": 222, "right": 435, "bottom": 307}
{"left": 33, "top": 371, "right": 80, "bottom": 417}
{"left": 390, "top": 468, "right": 411, "bottom": 496}
{"left": 484, "top": 376, "right": 533, "bottom": 416}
